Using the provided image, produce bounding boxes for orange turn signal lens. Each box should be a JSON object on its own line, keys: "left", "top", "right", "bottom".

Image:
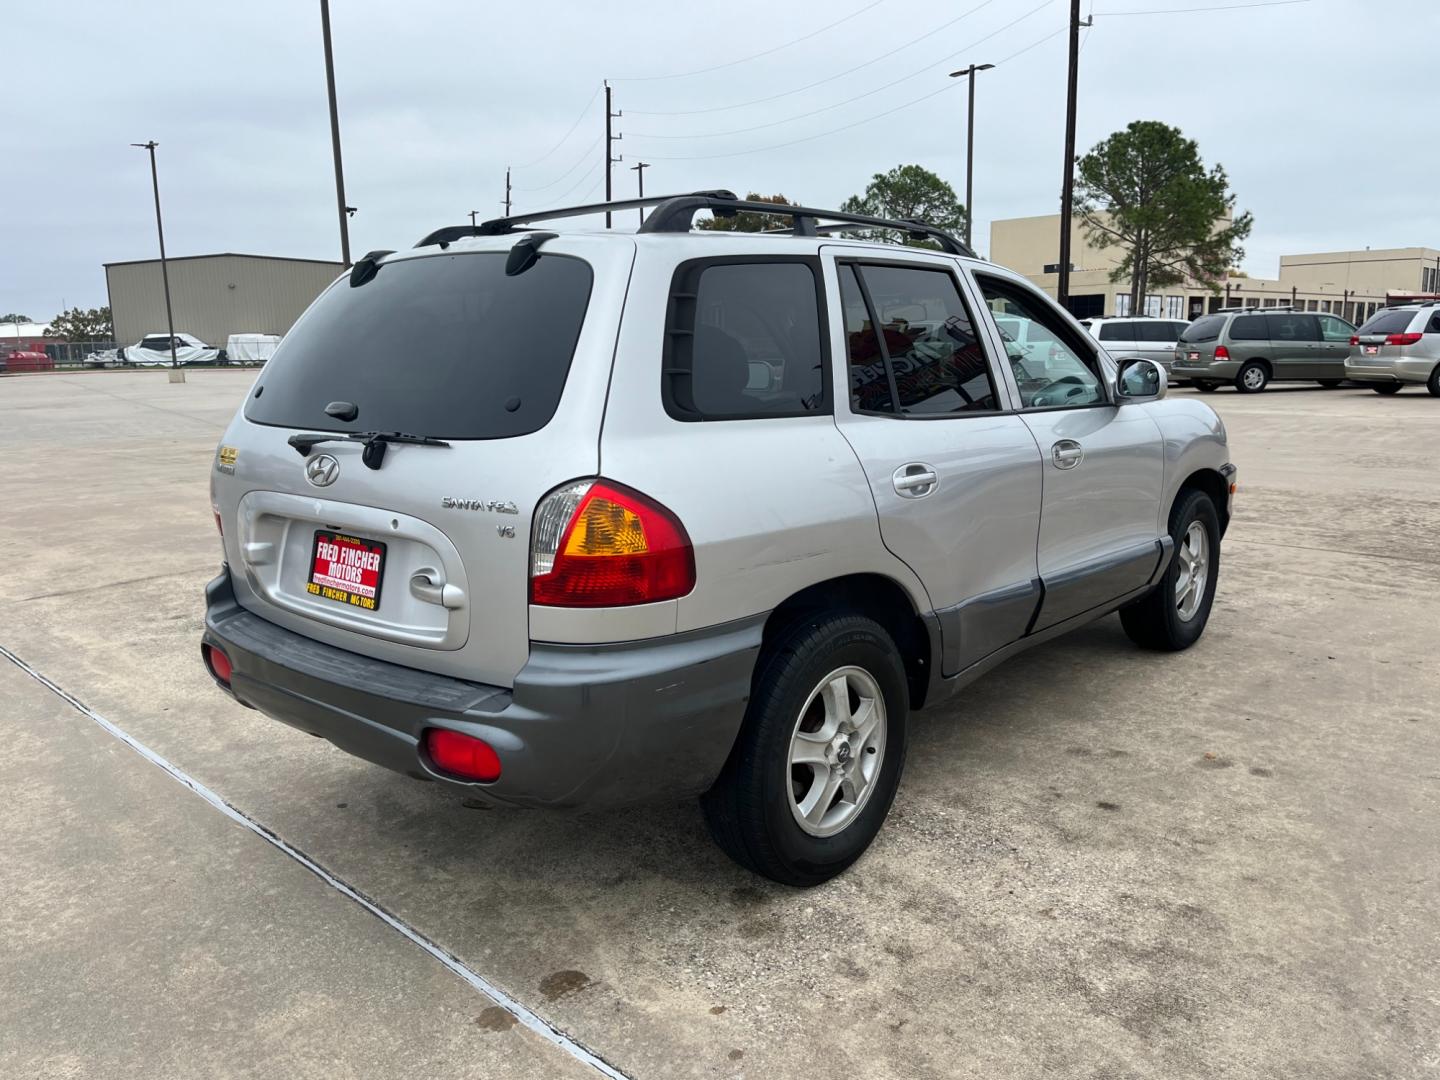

{"left": 563, "top": 497, "right": 650, "bottom": 557}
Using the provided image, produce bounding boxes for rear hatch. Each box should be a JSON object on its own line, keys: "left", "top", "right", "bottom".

{"left": 1176, "top": 313, "right": 1228, "bottom": 364}
{"left": 1355, "top": 307, "right": 1423, "bottom": 359}
{"left": 211, "top": 236, "right": 635, "bottom": 687}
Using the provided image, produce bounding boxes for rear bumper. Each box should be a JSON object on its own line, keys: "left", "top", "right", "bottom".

{"left": 1172, "top": 359, "right": 1240, "bottom": 380}
{"left": 1345, "top": 356, "right": 1436, "bottom": 384}
{"left": 202, "top": 569, "right": 762, "bottom": 809}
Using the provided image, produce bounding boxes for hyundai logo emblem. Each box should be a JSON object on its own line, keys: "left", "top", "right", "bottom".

{"left": 306, "top": 453, "right": 340, "bottom": 487}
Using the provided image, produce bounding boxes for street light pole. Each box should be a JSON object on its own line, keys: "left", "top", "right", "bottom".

{"left": 949, "top": 63, "right": 993, "bottom": 252}
{"left": 630, "top": 161, "right": 650, "bottom": 225}
{"left": 319, "top": 0, "right": 351, "bottom": 268}
{"left": 131, "top": 140, "right": 182, "bottom": 384}
{"left": 1057, "top": 0, "right": 1091, "bottom": 310}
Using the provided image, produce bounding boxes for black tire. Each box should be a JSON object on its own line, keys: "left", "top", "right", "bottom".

{"left": 700, "top": 613, "right": 908, "bottom": 887}
{"left": 1428, "top": 365, "right": 1440, "bottom": 398}
{"left": 1120, "top": 488, "right": 1221, "bottom": 652}
{"left": 1317, "top": 379, "right": 1343, "bottom": 389}
{"left": 1372, "top": 383, "right": 1403, "bottom": 395}
{"left": 1192, "top": 380, "right": 1219, "bottom": 393}
{"left": 1234, "top": 361, "right": 1269, "bottom": 393}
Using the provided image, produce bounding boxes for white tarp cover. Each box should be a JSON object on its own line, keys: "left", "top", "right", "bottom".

{"left": 225, "top": 333, "right": 281, "bottom": 364}
{"left": 127, "top": 333, "right": 219, "bottom": 366}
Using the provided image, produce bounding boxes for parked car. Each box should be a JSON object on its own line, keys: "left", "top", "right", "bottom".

{"left": 126, "top": 332, "right": 220, "bottom": 366}
{"left": 1345, "top": 301, "right": 1440, "bottom": 396}
{"left": 1081, "top": 316, "right": 1190, "bottom": 372}
{"left": 200, "top": 191, "right": 1236, "bottom": 885}
{"left": 225, "top": 333, "right": 282, "bottom": 366}
{"left": 1171, "top": 308, "right": 1356, "bottom": 392}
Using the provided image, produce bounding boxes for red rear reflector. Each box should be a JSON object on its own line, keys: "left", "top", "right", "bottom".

{"left": 1214, "top": 345, "right": 1230, "bottom": 361}
{"left": 1349, "top": 335, "right": 1359, "bottom": 346}
{"left": 203, "top": 644, "right": 233, "bottom": 685}
{"left": 213, "top": 511, "right": 224, "bottom": 537}
{"left": 1385, "top": 332, "right": 1423, "bottom": 346}
{"left": 424, "top": 728, "right": 502, "bottom": 782}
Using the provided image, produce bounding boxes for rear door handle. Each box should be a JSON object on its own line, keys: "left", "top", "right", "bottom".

{"left": 892, "top": 463, "right": 938, "bottom": 498}
{"left": 1051, "top": 440, "right": 1084, "bottom": 469}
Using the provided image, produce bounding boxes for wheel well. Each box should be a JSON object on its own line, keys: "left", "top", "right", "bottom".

{"left": 763, "top": 574, "right": 933, "bottom": 709}
{"left": 1242, "top": 357, "right": 1271, "bottom": 374}
{"left": 1177, "top": 468, "right": 1230, "bottom": 535}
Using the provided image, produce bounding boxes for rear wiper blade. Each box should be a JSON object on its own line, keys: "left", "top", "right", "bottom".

{"left": 287, "top": 430, "right": 450, "bottom": 470}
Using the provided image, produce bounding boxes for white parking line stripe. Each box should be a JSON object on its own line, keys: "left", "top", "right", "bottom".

{"left": 0, "top": 643, "right": 634, "bottom": 1080}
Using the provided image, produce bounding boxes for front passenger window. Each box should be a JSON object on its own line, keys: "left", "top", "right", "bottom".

{"left": 977, "top": 277, "right": 1105, "bottom": 409}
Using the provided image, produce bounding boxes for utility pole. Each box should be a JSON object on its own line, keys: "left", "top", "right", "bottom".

{"left": 630, "top": 161, "right": 650, "bottom": 225}
{"left": 131, "top": 141, "right": 182, "bottom": 384}
{"left": 504, "top": 167, "right": 512, "bottom": 216}
{"left": 319, "top": 0, "right": 351, "bottom": 268}
{"left": 604, "top": 81, "right": 622, "bottom": 227}
{"left": 468, "top": 210, "right": 479, "bottom": 227}
{"left": 1057, "top": 0, "right": 1091, "bottom": 310}
{"left": 949, "top": 62, "right": 993, "bottom": 251}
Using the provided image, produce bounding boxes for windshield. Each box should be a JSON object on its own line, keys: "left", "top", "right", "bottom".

{"left": 245, "top": 251, "right": 593, "bottom": 439}
{"left": 1179, "top": 314, "right": 1227, "bottom": 343}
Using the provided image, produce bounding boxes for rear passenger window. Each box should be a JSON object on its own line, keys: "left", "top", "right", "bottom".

{"left": 664, "top": 259, "right": 827, "bottom": 420}
{"left": 1428, "top": 312, "right": 1440, "bottom": 334}
{"left": 1266, "top": 313, "right": 1319, "bottom": 342}
{"left": 1229, "top": 315, "right": 1268, "bottom": 341}
{"left": 842, "top": 263, "right": 998, "bottom": 416}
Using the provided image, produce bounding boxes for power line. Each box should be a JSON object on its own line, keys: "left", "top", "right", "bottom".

{"left": 611, "top": 0, "right": 885, "bottom": 81}
{"left": 626, "top": 0, "right": 1004, "bottom": 116}
{"left": 995, "top": 23, "right": 1068, "bottom": 65}
{"left": 512, "top": 83, "right": 602, "bottom": 170}
{"left": 1096, "top": 0, "right": 1307, "bottom": 14}
{"left": 627, "top": 0, "right": 1052, "bottom": 142}
{"left": 511, "top": 134, "right": 603, "bottom": 193}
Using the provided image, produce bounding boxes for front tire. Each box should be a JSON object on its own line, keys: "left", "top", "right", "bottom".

{"left": 1428, "top": 365, "right": 1440, "bottom": 397}
{"left": 1235, "top": 361, "right": 1269, "bottom": 393}
{"left": 1318, "top": 379, "right": 1343, "bottom": 389}
{"left": 701, "top": 613, "right": 908, "bottom": 887}
{"left": 1120, "top": 489, "right": 1221, "bottom": 652}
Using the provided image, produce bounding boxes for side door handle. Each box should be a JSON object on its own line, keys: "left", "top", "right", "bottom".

{"left": 892, "top": 463, "right": 939, "bottom": 498}
{"left": 1051, "top": 440, "right": 1084, "bottom": 470}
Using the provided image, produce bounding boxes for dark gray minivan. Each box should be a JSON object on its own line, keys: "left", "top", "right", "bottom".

{"left": 1171, "top": 309, "right": 1356, "bottom": 392}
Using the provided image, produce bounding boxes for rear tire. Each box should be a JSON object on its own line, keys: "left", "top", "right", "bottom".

{"left": 1373, "top": 383, "right": 1403, "bottom": 395}
{"left": 1192, "top": 380, "right": 1219, "bottom": 393}
{"left": 1120, "top": 489, "right": 1220, "bottom": 652}
{"left": 1234, "top": 361, "right": 1269, "bottom": 393}
{"left": 1427, "top": 366, "right": 1440, "bottom": 397}
{"left": 1317, "top": 379, "right": 1343, "bottom": 389}
{"left": 701, "top": 613, "right": 908, "bottom": 887}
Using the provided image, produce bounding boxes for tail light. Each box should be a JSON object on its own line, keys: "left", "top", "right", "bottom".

{"left": 1349, "top": 335, "right": 1359, "bottom": 346}
{"left": 1214, "top": 345, "right": 1230, "bottom": 361}
{"left": 530, "top": 479, "right": 695, "bottom": 607}
{"left": 424, "top": 728, "right": 501, "bottom": 782}
{"left": 1385, "top": 332, "right": 1423, "bottom": 347}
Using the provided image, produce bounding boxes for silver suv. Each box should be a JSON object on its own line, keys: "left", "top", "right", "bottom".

{"left": 201, "top": 191, "right": 1236, "bottom": 886}
{"left": 1346, "top": 301, "right": 1440, "bottom": 395}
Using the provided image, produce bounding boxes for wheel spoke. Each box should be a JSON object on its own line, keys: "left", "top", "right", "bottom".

{"left": 790, "top": 733, "right": 830, "bottom": 768}
{"left": 850, "top": 696, "right": 881, "bottom": 747}
{"left": 799, "top": 770, "right": 843, "bottom": 826}
{"left": 819, "top": 675, "right": 850, "bottom": 731}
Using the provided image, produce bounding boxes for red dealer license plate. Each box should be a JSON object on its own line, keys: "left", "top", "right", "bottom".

{"left": 307, "top": 530, "right": 387, "bottom": 611}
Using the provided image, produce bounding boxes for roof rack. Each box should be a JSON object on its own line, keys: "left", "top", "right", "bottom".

{"left": 414, "top": 189, "right": 975, "bottom": 257}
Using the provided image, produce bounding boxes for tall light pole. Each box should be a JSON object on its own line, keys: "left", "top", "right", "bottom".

{"left": 1057, "top": 1, "right": 1091, "bottom": 310}
{"left": 131, "top": 141, "right": 182, "bottom": 384}
{"left": 630, "top": 161, "right": 650, "bottom": 225}
{"left": 319, "top": 0, "right": 351, "bottom": 268}
{"left": 949, "top": 62, "right": 993, "bottom": 252}
{"left": 604, "top": 81, "right": 622, "bottom": 227}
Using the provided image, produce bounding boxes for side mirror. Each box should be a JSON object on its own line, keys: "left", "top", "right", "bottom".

{"left": 1115, "top": 357, "right": 1167, "bottom": 402}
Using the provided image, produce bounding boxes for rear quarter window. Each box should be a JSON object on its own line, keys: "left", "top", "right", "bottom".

{"left": 1228, "top": 315, "right": 1268, "bottom": 342}
{"left": 1097, "top": 322, "right": 1134, "bottom": 342}
{"left": 245, "top": 252, "right": 592, "bottom": 439}
{"left": 663, "top": 258, "right": 828, "bottom": 421}
{"left": 1180, "top": 314, "right": 1226, "bottom": 343}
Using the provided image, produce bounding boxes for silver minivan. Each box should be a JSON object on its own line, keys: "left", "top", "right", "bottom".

{"left": 1346, "top": 302, "right": 1440, "bottom": 395}
{"left": 1082, "top": 316, "right": 1190, "bottom": 372}
{"left": 201, "top": 191, "right": 1236, "bottom": 885}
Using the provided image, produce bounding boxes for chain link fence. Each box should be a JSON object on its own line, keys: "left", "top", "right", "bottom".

{"left": 2, "top": 340, "right": 273, "bottom": 372}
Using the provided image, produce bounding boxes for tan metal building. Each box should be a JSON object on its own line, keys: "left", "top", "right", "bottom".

{"left": 105, "top": 253, "right": 344, "bottom": 348}
{"left": 989, "top": 214, "right": 1440, "bottom": 326}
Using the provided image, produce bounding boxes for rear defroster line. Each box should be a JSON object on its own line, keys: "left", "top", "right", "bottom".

{"left": 0, "top": 642, "right": 634, "bottom": 1080}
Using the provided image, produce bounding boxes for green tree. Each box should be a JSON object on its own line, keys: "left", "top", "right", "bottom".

{"left": 1074, "top": 121, "right": 1253, "bottom": 312}
{"left": 0, "top": 312, "right": 32, "bottom": 323}
{"left": 47, "top": 306, "right": 113, "bottom": 341}
{"left": 697, "top": 192, "right": 800, "bottom": 232}
{"left": 839, "top": 165, "right": 966, "bottom": 248}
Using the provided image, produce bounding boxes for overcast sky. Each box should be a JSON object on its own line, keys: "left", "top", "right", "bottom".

{"left": 5, "top": 0, "right": 1437, "bottom": 322}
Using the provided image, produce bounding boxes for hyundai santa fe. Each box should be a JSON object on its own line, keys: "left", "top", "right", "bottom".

{"left": 202, "top": 190, "right": 1236, "bottom": 886}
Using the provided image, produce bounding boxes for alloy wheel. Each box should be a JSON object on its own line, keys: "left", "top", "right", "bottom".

{"left": 1175, "top": 521, "right": 1210, "bottom": 622}
{"left": 787, "top": 666, "right": 887, "bottom": 838}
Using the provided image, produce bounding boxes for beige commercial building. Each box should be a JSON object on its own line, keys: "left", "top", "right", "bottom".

{"left": 105, "top": 253, "right": 344, "bottom": 348}
{"left": 989, "top": 214, "right": 1440, "bottom": 327}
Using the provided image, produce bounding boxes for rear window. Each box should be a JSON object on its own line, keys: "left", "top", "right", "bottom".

{"left": 245, "top": 252, "right": 592, "bottom": 439}
{"left": 664, "top": 258, "right": 827, "bottom": 420}
{"left": 1097, "top": 322, "right": 1135, "bottom": 341}
{"left": 1357, "top": 308, "right": 1420, "bottom": 335}
{"left": 1179, "top": 314, "right": 1226, "bottom": 343}
{"left": 1229, "top": 314, "right": 1268, "bottom": 341}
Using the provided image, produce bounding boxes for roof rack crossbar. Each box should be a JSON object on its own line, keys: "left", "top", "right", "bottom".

{"left": 415, "top": 190, "right": 974, "bottom": 257}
